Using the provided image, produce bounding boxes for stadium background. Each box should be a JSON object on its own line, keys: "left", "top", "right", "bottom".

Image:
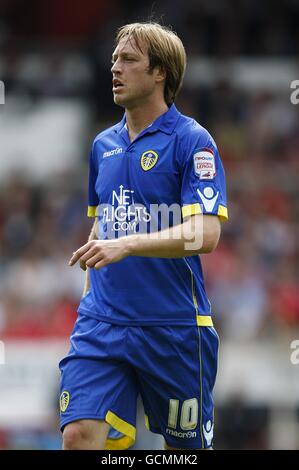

{"left": 0, "top": 0, "right": 299, "bottom": 449}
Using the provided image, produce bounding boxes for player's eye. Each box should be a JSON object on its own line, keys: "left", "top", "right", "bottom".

{"left": 124, "top": 57, "right": 136, "bottom": 62}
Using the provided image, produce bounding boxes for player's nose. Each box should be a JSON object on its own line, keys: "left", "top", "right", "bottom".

{"left": 111, "top": 60, "right": 121, "bottom": 74}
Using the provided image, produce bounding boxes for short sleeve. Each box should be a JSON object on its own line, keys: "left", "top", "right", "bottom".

{"left": 180, "top": 130, "right": 228, "bottom": 222}
{"left": 87, "top": 144, "right": 99, "bottom": 217}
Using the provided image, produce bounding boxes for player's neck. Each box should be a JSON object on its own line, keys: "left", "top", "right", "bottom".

{"left": 125, "top": 100, "right": 168, "bottom": 142}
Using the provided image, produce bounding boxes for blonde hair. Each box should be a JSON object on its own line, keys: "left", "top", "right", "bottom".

{"left": 115, "top": 22, "right": 187, "bottom": 105}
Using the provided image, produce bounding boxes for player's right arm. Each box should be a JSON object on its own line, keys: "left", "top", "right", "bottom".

{"left": 76, "top": 141, "right": 100, "bottom": 296}
{"left": 81, "top": 218, "right": 98, "bottom": 297}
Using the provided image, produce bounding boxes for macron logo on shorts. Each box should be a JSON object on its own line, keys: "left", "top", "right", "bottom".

{"left": 203, "top": 420, "right": 214, "bottom": 446}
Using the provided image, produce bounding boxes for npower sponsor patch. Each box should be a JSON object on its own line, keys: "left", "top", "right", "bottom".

{"left": 193, "top": 149, "right": 216, "bottom": 180}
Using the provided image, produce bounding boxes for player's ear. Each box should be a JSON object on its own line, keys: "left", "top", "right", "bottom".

{"left": 155, "top": 66, "right": 166, "bottom": 83}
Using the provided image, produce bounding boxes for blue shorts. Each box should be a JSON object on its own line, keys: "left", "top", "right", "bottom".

{"left": 59, "top": 313, "right": 219, "bottom": 449}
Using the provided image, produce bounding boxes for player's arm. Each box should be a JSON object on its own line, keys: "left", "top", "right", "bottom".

{"left": 80, "top": 219, "right": 98, "bottom": 271}
{"left": 69, "top": 214, "right": 221, "bottom": 270}
{"left": 128, "top": 213, "right": 221, "bottom": 258}
{"left": 81, "top": 219, "right": 98, "bottom": 296}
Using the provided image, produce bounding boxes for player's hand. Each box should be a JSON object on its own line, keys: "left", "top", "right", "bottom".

{"left": 79, "top": 259, "right": 87, "bottom": 271}
{"left": 68, "top": 239, "right": 130, "bottom": 270}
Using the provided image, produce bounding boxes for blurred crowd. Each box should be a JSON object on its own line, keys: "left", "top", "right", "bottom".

{"left": 1, "top": 0, "right": 299, "bottom": 120}
{"left": 0, "top": 171, "right": 88, "bottom": 337}
{"left": 0, "top": 0, "right": 299, "bottom": 452}
{"left": 1, "top": 0, "right": 298, "bottom": 55}
{"left": 197, "top": 84, "right": 299, "bottom": 338}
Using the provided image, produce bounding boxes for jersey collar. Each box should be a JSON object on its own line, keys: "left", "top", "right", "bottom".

{"left": 114, "top": 103, "right": 180, "bottom": 136}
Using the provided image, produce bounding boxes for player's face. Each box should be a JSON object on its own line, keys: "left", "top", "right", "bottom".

{"left": 111, "top": 36, "right": 162, "bottom": 109}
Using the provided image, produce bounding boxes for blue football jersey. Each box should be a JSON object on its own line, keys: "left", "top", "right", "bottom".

{"left": 78, "top": 104, "right": 228, "bottom": 325}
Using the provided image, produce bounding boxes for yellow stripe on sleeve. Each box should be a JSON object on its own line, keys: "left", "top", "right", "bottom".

{"left": 182, "top": 203, "right": 228, "bottom": 221}
{"left": 217, "top": 204, "right": 228, "bottom": 222}
{"left": 182, "top": 203, "right": 202, "bottom": 219}
{"left": 87, "top": 206, "right": 98, "bottom": 217}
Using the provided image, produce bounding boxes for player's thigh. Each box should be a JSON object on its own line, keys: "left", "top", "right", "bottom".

{"left": 59, "top": 314, "right": 139, "bottom": 448}
{"left": 135, "top": 325, "right": 219, "bottom": 450}
{"left": 62, "top": 419, "right": 110, "bottom": 450}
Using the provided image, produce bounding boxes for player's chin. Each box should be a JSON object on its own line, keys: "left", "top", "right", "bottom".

{"left": 113, "top": 96, "right": 122, "bottom": 105}
{"left": 113, "top": 91, "right": 125, "bottom": 104}
{"left": 113, "top": 92, "right": 132, "bottom": 107}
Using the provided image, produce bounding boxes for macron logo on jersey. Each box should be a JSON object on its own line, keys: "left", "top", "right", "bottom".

{"left": 197, "top": 187, "right": 219, "bottom": 212}
{"left": 103, "top": 147, "right": 123, "bottom": 158}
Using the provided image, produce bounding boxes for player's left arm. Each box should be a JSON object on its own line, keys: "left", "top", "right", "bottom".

{"left": 125, "top": 213, "right": 221, "bottom": 257}
{"left": 68, "top": 214, "right": 221, "bottom": 269}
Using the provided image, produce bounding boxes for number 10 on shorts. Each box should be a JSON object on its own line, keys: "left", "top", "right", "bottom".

{"left": 168, "top": 398, "right": 198, "bottom": 430}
